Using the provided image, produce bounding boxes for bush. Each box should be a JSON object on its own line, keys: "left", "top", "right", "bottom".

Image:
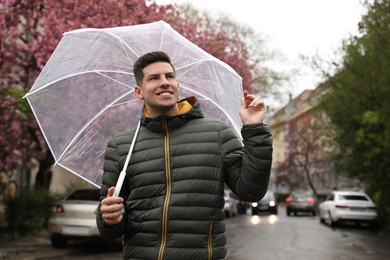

{"left": 4, "top": 189, "right": 60, "bottom": 236}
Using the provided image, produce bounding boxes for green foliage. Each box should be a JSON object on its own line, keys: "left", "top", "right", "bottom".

{"left": 370, "top": 188, "right": 390, "bottom": 229}
{"left": 319, "top": 0, "right": 390, "bottom": 227}
{"left": 4, "top": 189, "right": 60, "bottom": 236}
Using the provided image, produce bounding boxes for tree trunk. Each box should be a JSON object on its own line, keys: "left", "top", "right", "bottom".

{"left": 304, "top": 166, "right": 318, "bottom": 199}
{"left": 35, "top": 151, "right": 54, "bottom": 190}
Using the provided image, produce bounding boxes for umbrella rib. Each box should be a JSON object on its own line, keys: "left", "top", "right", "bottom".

{"left": 95, "top": 71, "right": 135, "bottom": 87}
{"left": 180, "top": 85, "right": 241, "bottom": 136}
{"left": 25, "top": 97, "right": 60, "bottom": 162}
{"left": 65, "top": 28, "right": 138, "bottom": 64}
{"left": 24, "top": 70, "right": 133, "bottom": 97}
{"left": 175, "top": 59, "right": 213, "bottom": 72}
{"left": 56, "top": 89, "right": 135, "bottom": 164}
{"left": 57, "top": 163, "right": 100, "bottom": 188}
{"left": 176, "top": 59, "right": 241, "bottom": 80}
{"left": 110, "top": 98, "right": 140, "bottom": 108}
{"left": 119, "top": 38, "right": 134, "bottom": 65}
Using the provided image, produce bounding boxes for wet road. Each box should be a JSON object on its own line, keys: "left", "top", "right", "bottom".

{"left": 1, "top": 205, "right": 389, "bottom": 259}
{"left": 225, "top": 205, "right": 390, "bottom": 260}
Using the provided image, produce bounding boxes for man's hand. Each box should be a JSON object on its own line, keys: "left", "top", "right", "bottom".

{"left": 100, "top": 187, "right": 124, "bottom": 225}
{"left": 239, "top": 90, "right": 266, "bottom": 125}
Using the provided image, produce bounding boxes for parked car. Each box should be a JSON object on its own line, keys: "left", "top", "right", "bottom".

{"left": 224, "top": 189, "right": 238, "bottom": 218}
{"left": 319, "top": 190, "right": 378, "bottom": 227}
{"left": 48, "top": 188, "right": 117, "bottom": 248}
{"left": 251, "top": 190, "right": 278, "bottom": 215}
{"left": 285, "top": 190, "right": 317, "bottom": 216}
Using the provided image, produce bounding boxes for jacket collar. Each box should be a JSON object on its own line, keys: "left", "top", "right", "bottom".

{"left": 140, "top": 96, "right": 204, "bottom": 132}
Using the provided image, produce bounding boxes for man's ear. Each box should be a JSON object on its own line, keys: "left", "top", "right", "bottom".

{"left": 135, "top": 86, "right": 143, "bottom": 100}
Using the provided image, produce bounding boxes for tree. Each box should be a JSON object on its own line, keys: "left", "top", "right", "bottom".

{"left": 319, "top": 0, "right": 390, "bottom": 226}
{"left": 275, "top": 108, "right": 332, "bottom": 197}
{"left": 1, "top": 0, "right": 277, "bottom": 192}
{"left": 0, "top": 0, "right": 179, "bottom": 191}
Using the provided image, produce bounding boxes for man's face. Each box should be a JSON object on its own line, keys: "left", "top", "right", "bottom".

{"left": 135, "top": 61, "right": 179, "bottom": 117}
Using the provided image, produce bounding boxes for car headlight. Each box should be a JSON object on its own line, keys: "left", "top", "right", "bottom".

{"left": 269, "top": 201, "right": 275, "bottom": 207}
{"left": 252, "top": 202, "right": 258, "bottom": 207}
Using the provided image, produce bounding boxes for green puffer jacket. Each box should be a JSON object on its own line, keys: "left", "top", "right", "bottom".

{"left": 97, "top": 97, "right": 272, "bottom": 260}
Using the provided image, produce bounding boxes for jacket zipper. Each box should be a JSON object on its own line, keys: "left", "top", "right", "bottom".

{"left": 158, "top": 120, "right": 171, "bottom": 260}
{"left": 208, "top": 221, "right": 213, "bottom": 260}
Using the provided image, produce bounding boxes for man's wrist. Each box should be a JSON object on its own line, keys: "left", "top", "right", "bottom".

{"left": 242, "top": 122, "right": 267, "bottom": 129}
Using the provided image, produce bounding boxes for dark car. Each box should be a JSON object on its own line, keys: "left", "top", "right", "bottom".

{"left": 285, "top": 190, "right": 317, "bottom": 216}
{"left": 251, "top": 190, "right": 278, "bottom": 215}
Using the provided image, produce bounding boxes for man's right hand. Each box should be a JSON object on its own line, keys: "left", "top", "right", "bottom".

{"left": 100, "top": 186, "right": 124, "bottom": 225}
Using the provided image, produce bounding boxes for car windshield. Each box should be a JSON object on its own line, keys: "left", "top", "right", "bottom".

{"left": 339, "top": 195, "right": 368, "bottom": 201}
{"left": 262, "top": 192, "right": 273, "bottom": 200}
{"left": 292, "top": 193, "right": 310, "bottom": 199}
{"left": 67, "top": 189, "right": 100, "bottom": 201}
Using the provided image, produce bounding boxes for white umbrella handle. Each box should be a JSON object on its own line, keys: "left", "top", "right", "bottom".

{"left": 113, "top": 121, "right": 141, "bottom": 197}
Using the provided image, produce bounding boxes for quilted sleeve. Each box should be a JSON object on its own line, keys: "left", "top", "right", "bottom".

{"left": 222, "top": 123, "right": 273, "bottom": 202}
{"left": 96, "top": 137, "right": 127, "bottom": 240}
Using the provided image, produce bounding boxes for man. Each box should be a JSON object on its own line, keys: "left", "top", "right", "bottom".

{"left": 96, "top": 51, "right": 272, "bottom": 260}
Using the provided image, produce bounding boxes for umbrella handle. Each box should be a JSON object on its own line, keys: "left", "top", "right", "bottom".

{"left": 113, "top": 121, "right": 141, "bottom": 197}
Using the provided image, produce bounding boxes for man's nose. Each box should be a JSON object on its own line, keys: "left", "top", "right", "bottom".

{"left": 160, "top": 76, "right": 170, "bottom": 86}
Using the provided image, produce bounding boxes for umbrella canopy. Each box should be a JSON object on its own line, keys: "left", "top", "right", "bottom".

{"left": 25, "top": 21, "right": 243, "bottom": 188}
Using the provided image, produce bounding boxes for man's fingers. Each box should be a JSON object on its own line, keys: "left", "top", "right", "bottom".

{"left": 248, "top": 100, "right": 265, "bottom": 109}
{"left": 102, "top": 210, "right": 123, "bottom": 225}
{"left": 101, "top": 203, "right": 123, "bottom": 213}
{"left": 242, "top": 90, "right": 258, "bottom": 109}
{"left": 107, "top": 186, "right": 116, "bottom": 197}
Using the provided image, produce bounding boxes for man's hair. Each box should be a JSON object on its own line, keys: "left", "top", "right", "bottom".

{"left": 133, "top": 51, "right": 175, "bottom": 86}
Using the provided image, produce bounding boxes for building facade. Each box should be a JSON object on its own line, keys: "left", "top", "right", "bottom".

{"left": 268, "top": 87, "right": 336, "bottom": 195}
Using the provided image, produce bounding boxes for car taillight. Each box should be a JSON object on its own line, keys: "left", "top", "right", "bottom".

{"left": 285, "top": 197, "right": 292, "bottom": 203}
{"left": 225, "top": 199, "right": 231, "bottom": 203}
{"left": 52, "top": 205, "right": 64, "bottom": 213}
{"left": 307, "top": 198, "right": 315, "bottom": 204}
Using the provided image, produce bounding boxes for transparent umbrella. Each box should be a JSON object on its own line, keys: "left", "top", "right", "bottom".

{"left": 24, "top": 21, "right": 243, "bottom": 189}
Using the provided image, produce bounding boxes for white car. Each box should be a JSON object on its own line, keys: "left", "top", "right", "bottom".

{"left": 223, "top": 190, "right": 238, "bottom": 218}
{"left": 319, "top": 190, "right": 378, "bottom": 227}
{"left": 48, "top": 188, "right": 118, "bottom": 248}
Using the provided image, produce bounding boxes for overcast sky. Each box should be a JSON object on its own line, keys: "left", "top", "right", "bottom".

{"left": 157, "top": 0, "right": 367, "bottom": 101}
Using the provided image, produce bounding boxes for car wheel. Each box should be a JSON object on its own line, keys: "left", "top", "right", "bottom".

{"left": 312, "top": 210, "right": 316, "bottom": 216}
{"left": 272, "top": 208, "right": 278, "bottom": 215}
{"left": 50, "top": 235, "right": 68, "bottom": 248}
{"left": 225, "top": 211, "right": 231, "bottom": 218}
{"left": 320, "top": 216, "right": 325, "bottom": 223}
{"left": 286, "top": 210, "right": 291, "bottom": 216}
{"left": 327, "top": 211, "right": 337, "bottom": 227}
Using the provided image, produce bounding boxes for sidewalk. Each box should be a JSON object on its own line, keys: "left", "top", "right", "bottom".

{"left": 0, "top": 230, "right": 50, "bottom": 259}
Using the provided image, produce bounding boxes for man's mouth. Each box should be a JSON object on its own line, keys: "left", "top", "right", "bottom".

{"left": 156, "top": 91, "right": 173, "bottom": 96}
